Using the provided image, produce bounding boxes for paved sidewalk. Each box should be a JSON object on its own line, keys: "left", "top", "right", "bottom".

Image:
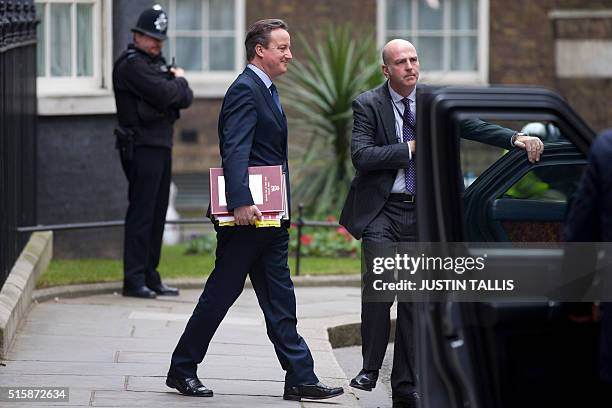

{"left": 1, "top": 286, "right": 365, "bottom": 407}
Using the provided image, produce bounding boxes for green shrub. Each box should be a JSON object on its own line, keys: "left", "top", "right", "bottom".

{"left": 185, "top": 222, "right": 361, "bottom": 258}
{"left": 185, "top": 233, "right": 216, "bottom": 255}
{"left": 289, "top": 218, "right": 360, "bottom": 258}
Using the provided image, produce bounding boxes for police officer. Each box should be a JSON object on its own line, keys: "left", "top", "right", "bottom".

{"left": 113, "top": 5, "right": 193, "bottom": 298}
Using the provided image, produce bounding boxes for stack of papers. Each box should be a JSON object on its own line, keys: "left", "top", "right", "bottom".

{"left": 209, "top": 165, "right": 288, "bottom": 227}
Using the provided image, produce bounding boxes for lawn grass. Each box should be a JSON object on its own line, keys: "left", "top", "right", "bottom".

{"left": 37, "top": 244, "right": 360, "bottom": 288}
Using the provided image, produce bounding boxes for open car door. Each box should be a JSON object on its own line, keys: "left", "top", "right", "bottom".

{"left": 414, "top": 85, "right": 596, "bottom": 408}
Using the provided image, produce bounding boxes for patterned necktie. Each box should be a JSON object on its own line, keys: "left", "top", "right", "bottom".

{"left": 401, "top": 97, "right": 416, "bottom": 194}
{"left": 269, "top": 83, "right": 283, "bottom": 114}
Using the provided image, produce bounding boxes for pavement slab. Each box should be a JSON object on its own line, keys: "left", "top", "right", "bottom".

{"left": 0, "top": 287, "right": 369, "bottom": 407}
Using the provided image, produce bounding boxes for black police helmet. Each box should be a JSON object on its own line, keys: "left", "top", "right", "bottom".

{"left": 131, "top": 5, "right": 168, "bottom": 41}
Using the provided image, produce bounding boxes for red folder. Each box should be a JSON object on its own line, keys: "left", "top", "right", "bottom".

{"left": 209, "top": 165, "right": 285, "bottom": 215}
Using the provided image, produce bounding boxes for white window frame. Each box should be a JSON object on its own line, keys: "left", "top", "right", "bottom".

{"left": 377, "top": 0, "right": 489, "bottom": 85}
{"left": 36, "top": 0, "right": 100, "bottom": 90}
{"left": 36, "top": 0, "right": 114, "bottom": 115}
{"left": 163, "top": 0, "right": 246, "bottom": 98}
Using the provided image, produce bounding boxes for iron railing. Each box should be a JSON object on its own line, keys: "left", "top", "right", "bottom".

{"left": 0, "top": 0, "right": 38, "bottom": 289}
{"left": 17, "top": 208, "right": 344, "bottom": 277}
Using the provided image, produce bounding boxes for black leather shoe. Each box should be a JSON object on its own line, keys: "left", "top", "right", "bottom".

{"left": 122, "top": 286, "right": 156, "bottom": 298}
{"left": 392, "top": 391, "right": 420, "bottom": 408}
{"left": 148, "top": 283, "right": 180, "bottom": 296}
{"left": 283, "top": 382, "right": 344, "bottom": 401}
{"left": 350, "top": 369, "right": 379, "bottom": 391}
{"left": 166, "top": 375, "right": 213, "bottom": 397}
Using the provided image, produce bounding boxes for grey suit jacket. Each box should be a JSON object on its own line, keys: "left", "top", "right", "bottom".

{"left": 339, "top": 82, "right": 514, "bottom": 239}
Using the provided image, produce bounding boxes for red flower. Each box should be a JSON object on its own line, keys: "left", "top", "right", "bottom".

{"left": 300, "top": 234, "right": 313, "bottom": 246}
{"left": 336, "top": 226, "right": 349, "bottom": 235}
{"left": 326, "top": 215, "right": 337, "bottom": 222}
{"left": 335, "top": 226, "right": 353, "bottom": 242}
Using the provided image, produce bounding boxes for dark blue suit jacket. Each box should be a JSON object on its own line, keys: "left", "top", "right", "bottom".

{"left": 565, "top": 129, "right": 612, "bottom": 242}
{"left": 214, "top": 67, "right": 289, "bottom": 214}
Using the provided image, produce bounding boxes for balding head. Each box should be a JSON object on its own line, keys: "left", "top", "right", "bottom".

{"left": 382, "top": 39, "right": 416, "bottom": 65}
{"left": 381, "top": 38, "right": 420, "bottom": 97}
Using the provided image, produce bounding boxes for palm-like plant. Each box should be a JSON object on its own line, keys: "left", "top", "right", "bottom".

{"left": 279, "top": 25, "right": 384, "bottom": 217}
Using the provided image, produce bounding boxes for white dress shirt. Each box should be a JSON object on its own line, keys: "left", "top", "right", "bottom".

{"left": 247, "top": 63, "right": 274, "bottom": 95}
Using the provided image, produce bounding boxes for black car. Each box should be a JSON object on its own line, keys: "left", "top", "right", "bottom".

{"left": 413, "top": 85, "right": 599, "bottom": 408}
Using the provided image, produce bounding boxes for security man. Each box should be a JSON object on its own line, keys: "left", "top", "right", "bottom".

{"left": 113, "top": 5, "right": 193, "bottom": 298}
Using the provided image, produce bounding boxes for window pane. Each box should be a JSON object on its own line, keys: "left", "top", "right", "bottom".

{"left": 451, "top": 36, "right": 477, "bottom": 70}
{"left": 157, "top": 0, "right": 169, "bottom": 13}
{"left": 50, "top": 4, "right": 72, "bottom": 76}
{"left": 460, "top": 138, "right": 505, "bottom": 187}
{"left": 521, "top": 121, "right": 568, "bottom": 144}
{"left": 176, "top": 37, "right": 202, "bottom": 71}
{"left": 209, "top": 36, "right": 234, "bottom": 71}
{"left": 452, "top": 0, "right": 478, "bottom": 30}
{"left": 417, "top": 36, "right": 442, "bottom": 70}
{"left": 176, "top": 0, "right": 202, "bottom": 30}
{"left": 36, "top": 3, "right": 46, "bottom": 77}
{"left": 160, "top": 0, "right": 171, "bottom": 61}
{"left": 502, "top": 164, "right": 584, "bottom": 202}
{"left": 457, "top": 115, "right": 582, "bottom": 243}
{"left": 210, "top": 0, "right": 234, "bottom": 30}
{"left": 77, "top": 4, "right": 93, "bottom": 76}
{"left": 386, "top": 35, "right": 414, "bottom": 45}
{"left": 162, "top": 41, "right": 172, "bottom": 61}
{"left": 418, "top": 0, "right": 442, "bottom": 30}
{"left": 386, "top": 0, "right": 411, "bottom": 31}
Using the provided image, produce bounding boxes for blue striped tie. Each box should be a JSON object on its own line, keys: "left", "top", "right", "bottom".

{"left": 401, "top": 97, "right": 416, "bottom": 194}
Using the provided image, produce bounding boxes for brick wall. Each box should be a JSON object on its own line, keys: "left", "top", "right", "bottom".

{"left": 490, "top": 0, "right": 612, "bottom": 132}
{"left": 172, "top": 99, "right": 222, "bottom": 173}
{"left": 246, "top": 0, "right": 377, "bottom": 60}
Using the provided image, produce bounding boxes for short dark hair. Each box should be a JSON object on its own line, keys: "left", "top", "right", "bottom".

{"left": 245, "top": 19, "right": 288, "bottom": 62}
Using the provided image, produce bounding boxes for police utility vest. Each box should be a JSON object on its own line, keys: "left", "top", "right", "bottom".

{"left": 112, "top": 44, "right": 193, "bottom": 148}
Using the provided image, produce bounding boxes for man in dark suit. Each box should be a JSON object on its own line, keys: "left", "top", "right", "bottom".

{"left": 166, "top": 19, "right": 343, "bottom": 402}
{"left": 339, "top": 39, "right": 544, "bottom": 408}
{"left": 565, "top": 129, "right": 612, "bottom": 405}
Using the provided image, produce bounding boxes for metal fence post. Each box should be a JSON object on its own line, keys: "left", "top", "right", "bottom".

{"left": 295, "top": 203, "right": 304, "bottom": 276}
{"left": 0, "top": 0, "right": 37, "bottom": 289}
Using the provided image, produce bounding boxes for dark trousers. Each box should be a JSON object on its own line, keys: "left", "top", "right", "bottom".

{"left": 121, "top": 146, "right": 171, "bottom": 289}
{"left": 168, "top": 226, "right": 318, "bottom": 387}
{"left": 361, "top": 199, "right": 417, "bottom": 401}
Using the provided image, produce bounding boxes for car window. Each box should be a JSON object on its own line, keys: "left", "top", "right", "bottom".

{"left": 521, "top": 121, "right": 568, "bottom": 144}
{"left": 460, "top": 119, "right": 567, "bottom": 188}
{"left": 460, "top": 138, "right": 505, "bottom": 188}
{"left": 501, "top": 164, "right": 585, "bottom": 203}
{"left": 458, "top": 118, "right": 586, "bottom": 243}
{"left": 495, "top": 164, "right": 585, "bottom": 242}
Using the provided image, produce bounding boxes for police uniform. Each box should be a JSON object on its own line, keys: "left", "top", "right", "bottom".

{"left": 113, "top": 6, "right": 193, "bottom": 298}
